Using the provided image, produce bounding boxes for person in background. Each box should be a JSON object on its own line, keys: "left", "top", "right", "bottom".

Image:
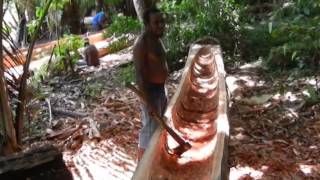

{"left": 92, "top": 11, "right": 108, "bottom": 31}
{"left": 83, "top": 38, "right": 100, "bottom": 66}
{"left": 133, "top": 6, "right": 168, "bottom": 161}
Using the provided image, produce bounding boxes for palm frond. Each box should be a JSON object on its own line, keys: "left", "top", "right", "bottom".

{"left": 2, "top": 21, "right": 25, "bottom": 98}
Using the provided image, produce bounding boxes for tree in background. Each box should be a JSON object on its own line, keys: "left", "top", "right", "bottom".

{"left": 133, "top": 0, "right": 158, "bottom": 21}
{"left": 61, "top": 0, "right": 82, "bottom": 34}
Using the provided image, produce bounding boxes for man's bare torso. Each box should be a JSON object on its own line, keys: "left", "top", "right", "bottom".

{"left": 133, "top": 33, "right": 168, "bottom": 89}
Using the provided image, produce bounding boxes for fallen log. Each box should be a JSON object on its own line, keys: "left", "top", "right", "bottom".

{"left": 133, "top": 38, "right": 229, "bottom": 180}
{"left": 0, "top": 145, "right": 72, "bottom": 180}
{"left": 52, "top": 108, "right": 89, "bottom": 118}
{"left": 46, "top": 124, "right": 82, "bottom": 140}
{"left": 4, "top": 32, "right": 109, "bottom": 69}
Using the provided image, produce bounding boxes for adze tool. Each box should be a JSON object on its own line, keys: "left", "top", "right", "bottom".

{"left": 126, "top": 83, "right": 191, "bottom": 156}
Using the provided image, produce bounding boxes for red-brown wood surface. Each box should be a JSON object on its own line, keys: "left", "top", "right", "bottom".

{"left": 151, "top": 46, "right": 219, "bottom": 179}
{"left": 133, "top": 42, "right": 229, "bottom": 180}
{"left": 4, "top": 32, "right": 108, "bottom": 69}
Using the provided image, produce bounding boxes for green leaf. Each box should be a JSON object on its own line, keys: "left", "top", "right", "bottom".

{"left": 291, "top": 51, "right": 298, "bottom": 60}
{"left": 303, "top": 8, "right": 310, "bottom": 15}
{"left": 268, "top": 22, "right": 273, "bottom": 34}
{"left": 283, "top": 44, "right": 287, "bottom": 56}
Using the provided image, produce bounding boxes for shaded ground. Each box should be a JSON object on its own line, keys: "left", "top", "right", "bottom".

{"left": 23, "top": 47, "right": 180, "bottom": 180}
{"left": 226, "top": 62, "right": 320, "bottom": 179}
{"left": 21, "top": 47, "right": 320, "bottom": 179}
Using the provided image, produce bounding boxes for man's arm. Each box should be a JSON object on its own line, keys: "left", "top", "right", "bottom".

{"left": 133, "top": 40, "right": 148, "bottom": 87}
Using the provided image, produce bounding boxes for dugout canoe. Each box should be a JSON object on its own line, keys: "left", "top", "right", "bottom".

{"left": 3, "top": 32, "right": 110, "bottom": 69}
{"left": 133, "top": 38, "right": 229, "bottom": 180}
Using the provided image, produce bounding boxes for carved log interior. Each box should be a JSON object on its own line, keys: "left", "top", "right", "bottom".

{"left": 133, "top": 41, "right": 229, "bottom": 180}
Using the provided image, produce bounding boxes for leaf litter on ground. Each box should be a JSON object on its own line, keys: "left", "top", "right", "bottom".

{"left": 227, "top": 65, "right": 320, "bottom": 179}
{"left": 23, "top": 46, "right": 182, "bottom": 179}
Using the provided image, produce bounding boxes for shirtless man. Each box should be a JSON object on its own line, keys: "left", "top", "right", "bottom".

{"left": 133, "top": 7, "right": 168, "bottom": 161}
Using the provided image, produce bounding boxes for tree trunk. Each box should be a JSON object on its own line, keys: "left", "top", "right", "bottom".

{"left": 96, "top": 0, "right": 104, "bottom": 12}
{"left": 133, "top": 0, "right": 158, "bottom": 22}
{"left": 0, "top": 0, "right": 19, "bottom": 155}
{"left": 125, "top": 0, "right": 137, "bottom": 17}
{"left": 133, "top": 0, "right": 145, "bottom": 22}
{"left": 61, "top": 0, "right": 81, "bottom": 34}
{"left": 16, "top": 16, "right": 27, "bottom": 47}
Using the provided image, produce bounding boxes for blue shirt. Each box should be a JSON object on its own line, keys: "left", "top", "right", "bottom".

{"left": 92, "top": 12, "right": 106, "bottom": 28}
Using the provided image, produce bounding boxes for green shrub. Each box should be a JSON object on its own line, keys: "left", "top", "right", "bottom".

{"left": 104, "top": 15, "right": 142, "bottom": 37}
{"left": 104, "top": 0, "right": 122, "bottom": 6}
{"left": 266, "top": 1, "right": 320, "bottom": 69}
{"left": 84, "top": 81, "right": 104, "bottom": 97}
{"left": 53, "top": 34, "right": 84, "bottom": 73}
{"left": 239, "top": 22, "right": 272, "bottom": 60}
{"left": 159, "top": 0, "right": 240, "bottom": 70}
{"left": 108, "top": 37, "right": 130, "bottom": 54}
{"left": 115, "top": 63, "right": 135, "bottom": 85}
{"left": 305, "top": 85, "right": 320, "bottom": 107}
{"left": 240, "top": 0, "right": 320, "bottom": 70}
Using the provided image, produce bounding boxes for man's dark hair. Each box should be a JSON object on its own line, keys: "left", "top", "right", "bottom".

{"left": 143, "top": 6, "right": 161, "bottom": 25}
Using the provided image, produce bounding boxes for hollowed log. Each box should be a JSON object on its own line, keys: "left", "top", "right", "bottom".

{"left": 133, "top": 39, "right": 229, "bottom": 180}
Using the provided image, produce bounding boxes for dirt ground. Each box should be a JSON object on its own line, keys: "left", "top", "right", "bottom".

{"left": 23, "top": 48, "right": 320, "bottom": 180}
{"left": 226, "top": 62, "right": 320, "bottom": 179}
{"left": 24, "top": 47, "right": 179, "bottom": 180}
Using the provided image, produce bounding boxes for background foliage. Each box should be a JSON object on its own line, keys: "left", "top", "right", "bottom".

{"left": 239, "top": 0, "right": 320, "bottom": 72}
{"left": 104, "top": 15, "right": 141, "bottom": 37}
{"left": 159, "top": 0, "right": 240, "bottom": 70}
{"left": 53, "top": 34, "right": 84, "bottom": 72}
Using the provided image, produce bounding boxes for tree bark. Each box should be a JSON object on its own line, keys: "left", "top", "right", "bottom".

{"left": 0, "top": 0, "right": 19, "bottom": 155}
{"left": 124, "top": 0, "right": 137, "bottom": 17}
{"left": 96, "top": 0, "right": 104, "bottom": 12}
{"left": 61, "top": 0, "right": 81, "bottom": 34}
{"left": 133, "top": 0, "right": 158, "bottom": 22}
{"left": 133, "top": 0, "right": 145, "bottom": 22}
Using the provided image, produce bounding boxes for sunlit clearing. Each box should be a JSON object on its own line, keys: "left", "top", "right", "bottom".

{"left": 226, "top": 76, "right": 239, "bottom": 93}
{"left": 239, "top": 76, "right": 255, "bottom": 87}
{"left": 273, "top": 91, "right": 301, "bottom": 102}
{"left": 299, "top": 164, "right": 313, "bottom": 175}
{"left": 263, "top": 102, "right": 272, "bottom": 108}
{"left": 100, "top": 53, "right": 132, "bottom": 63}
{"left": 231, "top": 132, "right": 247, "bottom": 141}
{"left": 273, "top": 93, "right": 281, "bottom": 100}
{"left": 284, "top": 91, "right": 298, "bottom": 102}
{"left": 239, "top": 60, "right": 262, "bottom": 70}
{"left": 302, "top": 90, "right": 310, "bottom": 97}
{"left": 227, "top": 75, "right": 265, "bottom": 93}
{"left": 230, "top": 166, "right": 265, "bottom": 180}
{"left": 305, "top": 78, "right": 317, "bottom": 86}
{"left": 65, "top": 141, "right": 136, "bottom": 180}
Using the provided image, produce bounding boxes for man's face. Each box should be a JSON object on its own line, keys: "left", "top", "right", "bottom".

{"left": 148, "top": 12, "right": 165, "bottom": 37}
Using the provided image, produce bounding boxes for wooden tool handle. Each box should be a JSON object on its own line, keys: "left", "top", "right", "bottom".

{"left": 126, "top": 83, "right": 187, "bottom": 146}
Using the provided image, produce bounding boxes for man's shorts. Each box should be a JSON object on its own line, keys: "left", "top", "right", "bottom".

{"left": 138, "top": 84, "right": 167, "bottom": 149}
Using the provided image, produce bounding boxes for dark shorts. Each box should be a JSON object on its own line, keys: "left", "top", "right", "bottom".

{"left": 138, "top": 84, "right": 167, "bottom": 149}
{"left": 93, "top": 24, "right": 103, "bottom": 31}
